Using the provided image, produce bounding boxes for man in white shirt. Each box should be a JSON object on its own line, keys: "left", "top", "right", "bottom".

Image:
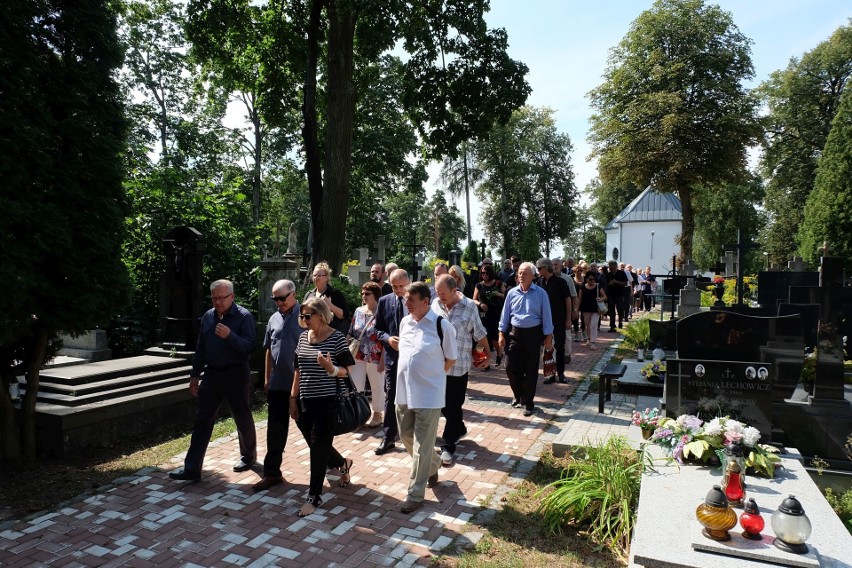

{"left": 431, "top": 274, "right": 489, "bottom": 465}
{"left": 396, "top": 281, "right": 458, "bottom": 514}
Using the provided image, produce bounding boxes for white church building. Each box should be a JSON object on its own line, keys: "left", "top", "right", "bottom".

{"left": 603, "top": 185, "right": 682, "bottom": 276}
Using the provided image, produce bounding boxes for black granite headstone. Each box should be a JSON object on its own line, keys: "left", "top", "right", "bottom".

{"left": 757, "top": 271, "right": 819, "bottom": 309}
{"left": 160, "top": 226, "right": 207, "bottom": 351}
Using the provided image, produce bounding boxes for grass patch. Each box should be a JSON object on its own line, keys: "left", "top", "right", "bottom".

{"left": 432, "top": 450, "right": 624, "bottom": 568}
{"left": 0, "top": 395, "right": 268, "bottom": 522}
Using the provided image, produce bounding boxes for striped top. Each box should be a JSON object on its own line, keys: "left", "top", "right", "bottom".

{"left": 294, "top": 330, "right": 356, "bottom": 399}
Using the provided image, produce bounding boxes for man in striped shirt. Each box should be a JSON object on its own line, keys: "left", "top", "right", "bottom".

{"left": 431, "top": 274, "right": 490, "bottom": 466}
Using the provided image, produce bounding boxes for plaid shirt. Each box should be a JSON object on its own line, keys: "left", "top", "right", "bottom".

{"left": 431, "top": 293, "right": 487, "bottom": 376}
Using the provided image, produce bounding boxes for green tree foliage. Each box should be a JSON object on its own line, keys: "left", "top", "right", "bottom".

{"left": 441, "top": 143, "right": 482, "bottom": 244}
{"left": 692, "top": 177, "right": 765, "bottom": 272}
{"left": 798, "top": 86, "right": 852, "bottom": 271}
{"left": 187, "top": 0, "right": 530, "bottom": 273}
{"left": 519, "top": 216, "right": 543, "bottom": 262}
{"left": 473, "top": 106, "right": 577, "bottom": 259}
{"left": 0, "top": 0, "right": 129, "bottom": 462}
{"left": 587, "top": 177, "right": 642, "bottom": 229}
{"left": 418, "top": 193, "right": 467, "bottom": 261}
{"left": 118, "top": 0, "right": 261, "bottom": 326}
{"left": 758, "top": 23, "right": 852, "bottom": 264}
{"left": 588, "top": 0, "right": 760, "bottom": 262}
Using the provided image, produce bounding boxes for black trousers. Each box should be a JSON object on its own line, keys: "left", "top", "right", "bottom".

{"left": 505, "top": 326, "right": 543, "bottom": 409}
{"left": 608, "top": 293, "right": 626, "bottom": 328}
{"left": 553, "top": 325, "right": 566, "bottom": 378}
{"left": 184, "top": 367, "right": 256, "bottom": 474}
{"left": 262, "top": 390, "right": 290, "bottom": 477}
{"left": 382, "top": 359, "right": 400, "bottom": 441}
{"left": 441, "top": 372, "right": 469, "bottom": 454}
{"left": 295, "top": 396, "right": 346, "bottom": 496}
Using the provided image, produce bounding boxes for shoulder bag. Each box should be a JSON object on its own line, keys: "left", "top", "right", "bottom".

{"left": 331, "top": 375, "right": 372, "bottom": 436}
{"left": 596, "top": 285, "right": 608, "bottom": 315}
{"left": 348, "top": 312, "right": 375, "bottom": 358}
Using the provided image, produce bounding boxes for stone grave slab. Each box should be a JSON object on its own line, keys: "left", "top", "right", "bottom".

{"left": 666, "top": 358, "right": 773, "bottom": 438}
{"left": 758, "top": 271, "right": 818, "bottom": 310}
{"left": 675, "top": 311, "right": 803, "bottom": 363}
{"left": 690, "top": 523, "right": 819, "bottom": 567}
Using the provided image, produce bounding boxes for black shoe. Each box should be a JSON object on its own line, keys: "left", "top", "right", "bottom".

{"left": 543, "top": 376, "right": 556, "bottom": 385}
{"left": 558, "top": 376, "right": 567, "bottom": 384}
{"left": 510, "top": 399, "right": 522, "bottom": 408}
{"left": 169, "top": 469, "right": 200, "bottom": 482}
{"left": 233, "top": 458, "right": 255, "bottom": 472}
{"left": 565, "top": 355, "right": 571, "bottom": 364}
{"left": 523, "top": 407, "right": 535, "bottom": 417}
{"left": 608, "top": 328, "right": 617, "bottom": 333}
{"left": 374, "top": 438, "right": 395, "bottom": 455}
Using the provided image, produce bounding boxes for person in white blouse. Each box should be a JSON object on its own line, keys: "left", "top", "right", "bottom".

{"left": 395, "top": 281, "right": 458, "bottom": 514}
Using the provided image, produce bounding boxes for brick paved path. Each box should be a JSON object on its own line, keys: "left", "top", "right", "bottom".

{"left": 0, "top": 333, "right": 619, "bottom": 567}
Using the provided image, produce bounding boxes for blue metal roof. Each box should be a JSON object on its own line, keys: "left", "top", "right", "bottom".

{"left": 604, "top": 185, "right": 682, "bottom": 230}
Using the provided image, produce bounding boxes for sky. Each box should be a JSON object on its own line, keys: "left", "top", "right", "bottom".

{"left": 429, "top": 0, "right": 851, "bottom": 245}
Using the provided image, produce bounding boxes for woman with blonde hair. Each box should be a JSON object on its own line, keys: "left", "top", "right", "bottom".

{"left": 304, "top": 261, "right": 350, "bottom": 334}
{"left": 449, "top": 264, "right": 468, "bottom": 297}
{"left": 348, "top": 281, "right": 385, "bottom": 427}
{"left": 290, "top": 297, "right": 356, "bottom": 517}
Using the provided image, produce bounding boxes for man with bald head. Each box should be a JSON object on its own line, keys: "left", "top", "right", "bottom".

{"left": 373, "top": 268, "right": 410, "bottom": 454}
{"left": 431, "top": 274, "right": 489, "bottom": 465}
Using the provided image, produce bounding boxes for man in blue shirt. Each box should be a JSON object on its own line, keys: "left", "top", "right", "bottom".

{"left": 498, "top": 262, "right": 553, "bottom": 416}
{"left": 253, "top": 279, "right": 301, "bottom": 492}
{"left": 170, "top": 279, "right": 257, "bottom": 482}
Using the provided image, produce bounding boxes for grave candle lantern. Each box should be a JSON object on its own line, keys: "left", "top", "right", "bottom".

{"left": 739, "top": 498, "right": 765, "bottom": 540}
{"left": 721, "top": 443, "right": 746, "bottom": 507}
{"left": 695, "top": 485, "right": 737, "bottom": 541}
{"left": 771, "top": 495, "right": 812, "bottom": 554}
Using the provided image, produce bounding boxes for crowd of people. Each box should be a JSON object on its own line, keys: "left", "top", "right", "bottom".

{"left": 168, "top": 256, "right": 658, "bottom": 515}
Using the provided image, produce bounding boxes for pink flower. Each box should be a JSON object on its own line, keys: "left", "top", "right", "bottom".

{"left": 724, "top": 431, "right": 743, "bottom": 445}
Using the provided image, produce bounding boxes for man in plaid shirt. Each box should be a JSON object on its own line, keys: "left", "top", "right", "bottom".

{"left": 431, "top": 274, "right": 490, "bottom": 465}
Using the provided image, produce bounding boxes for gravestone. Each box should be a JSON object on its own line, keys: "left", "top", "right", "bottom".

{"left": 159, "top": 226, "right": 206, "bottom": 351}
{"left": 258, "top": 256, "right": 299, "bottom": 322}
{"left": 57, "top": 329, "right": 111, "bottom": 362}
{"left": 677, "top": 259, "right": 702, "bottom": 318}
{"left": 649, "top": 319, "right": 677, "bottom": 351}
{"left": 373, "top": 235, "right": 387, "bottom": 265}
{"left": 756, "top": 270, "right": 818, "bottom": 312}
{"left": 664, "top": 311, "right": 805, "bottom": 440}
{"left": 348, "top": 247, "right": 371, "bottom": 287}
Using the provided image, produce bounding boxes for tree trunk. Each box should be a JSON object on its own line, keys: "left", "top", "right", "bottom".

{"left": 677, "top": 185, "right": 695, "bottom": 264}
{"left": 0, "top": 376, "right": 21, "bottom": 465}
{"left": 251, "top": 93, "right": 262, "bottom": 226}
{"left": 22, "top": 327, "right": 48, "bottom": 460}
{"left": 462, "top": 145, "right": 472, "bottom": 244}
{"left": 318, "top": 0, "right": 356, "bottom": 273}
{"left": 303, "top": 0, "right": 324, "bottom": 271}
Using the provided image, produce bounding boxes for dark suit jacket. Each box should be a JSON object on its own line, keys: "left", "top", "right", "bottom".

{"left": 375, "top": 292, "right": 404, "bottom": 364}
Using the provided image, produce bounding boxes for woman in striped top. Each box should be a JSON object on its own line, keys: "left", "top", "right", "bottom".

{"left": 289, "top": 297, "right": 356, "bottom": 517}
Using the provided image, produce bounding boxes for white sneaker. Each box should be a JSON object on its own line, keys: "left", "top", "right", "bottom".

{"left": 440, "top": 450, "right": 453, "bottom": 466}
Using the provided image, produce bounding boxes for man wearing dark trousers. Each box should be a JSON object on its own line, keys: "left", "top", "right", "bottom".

{"left": 498, "top": 262, "right": 553, "bottom": 416}
{"left": 605, "top": 260, "right": 629, "bottom": 331}
{"left": 170, "top": 279, "right": 257, "bottom": 482}
{"left": 253, "top": 279, "right": 301, "bottom": 492}
{"left": 536, "top": 259, "right": 573, "bottom": 384}
{"left": 373, "top": 269, "right": 410, "bottom": 455}
{"left": 431, "top": 274, "right": 489, "bottom": 466}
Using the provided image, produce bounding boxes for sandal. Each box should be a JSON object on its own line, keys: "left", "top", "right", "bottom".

{"left": 338, "top": 458, "right": 353, "bottom": 488}
{"left": 297, "top": 495, "right": 322, "bottom": 517}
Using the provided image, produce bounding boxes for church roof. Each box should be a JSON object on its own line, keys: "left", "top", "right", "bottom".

{"left": 604, "top": 185, "right": 682, "bottom": 230}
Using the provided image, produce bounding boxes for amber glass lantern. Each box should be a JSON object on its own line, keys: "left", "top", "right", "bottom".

{"left": 696, "top": 485, "right": 738, "bottom": 541}
{"left": 721, "top": 443, "right": 746, "bottom": 507}
{"left": 739, "top": 498, "right": 765, "bottom": 540}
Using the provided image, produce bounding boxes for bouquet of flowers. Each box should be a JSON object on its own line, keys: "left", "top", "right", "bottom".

{"left": 648, "top": 414, "right": 781, "bottom": 477}
{"left": 631, "top": 407, "right": 660, "bottom": 430}
{"left": 640, "top": 361, "right": 667, "bottom": 378}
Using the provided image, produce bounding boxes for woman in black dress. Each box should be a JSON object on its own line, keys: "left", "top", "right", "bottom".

{"left": 473, "top": 264, "right": 506, "bottom": 366}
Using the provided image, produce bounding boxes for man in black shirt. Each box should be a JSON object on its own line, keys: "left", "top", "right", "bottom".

{"left": 605, "top": 260, "right": 629, "bottom": 331}
{"left": 536, "top": 259, "right": 573, "bottom": 384}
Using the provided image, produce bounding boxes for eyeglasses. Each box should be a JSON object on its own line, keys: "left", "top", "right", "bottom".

{"left": 313, "top": 273, "right": 328, "bottom": 279}
{"left": 299, "top": 313, "right": 314, "bottom": 320}
{"left": 271, "top": 293, "right": 291, "bottom": 303}
{"left": 212, "top": 294, "right": 233, "bottom": 302}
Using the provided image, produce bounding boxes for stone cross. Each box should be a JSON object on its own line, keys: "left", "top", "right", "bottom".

{"left": 681, "top": 259, "right": 699, "bottom": 290}
{"left": 357, "top": 247, "right": 369, "bottom": 266}
{"left": 721, "top": 251, "right": 736, "bottom": 277}
{"left": 373, "top": 235, "right": 387, "bottom": 265}
{"left": 788, "top": 257, "right": 808, "bottom": 272}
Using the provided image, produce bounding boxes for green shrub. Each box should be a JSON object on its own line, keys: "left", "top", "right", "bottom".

{"left": 536, "top": 436, "right": 646, "bottom": 559}
{"left": 620, "top": 318, "right": 650, "bottom": 349}
{"left": 824, "top": 488, "right": 852, "bottom": 535}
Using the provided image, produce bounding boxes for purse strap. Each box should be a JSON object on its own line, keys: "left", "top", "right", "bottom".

{"left": 356, "top": 313, "right": 375, "bottom": 342}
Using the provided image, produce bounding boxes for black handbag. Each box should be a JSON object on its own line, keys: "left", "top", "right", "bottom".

{"left": 331, "top": 376, "right": 372, "bottom": 435}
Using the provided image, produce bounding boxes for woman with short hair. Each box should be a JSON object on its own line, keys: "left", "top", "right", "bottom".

{"left": 348, "top": 281, "right": 385, "bottom": 427}
{"left": 289, "top": 297, "right": 356, "bottom": 517}
{"left": 304, "top": 261, "right": 351, "bottom": 334}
